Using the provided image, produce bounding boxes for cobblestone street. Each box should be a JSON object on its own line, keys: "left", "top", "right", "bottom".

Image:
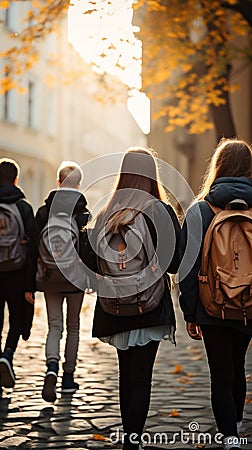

{"left": 0, "top": 292, "right": 251, "bottom": 449}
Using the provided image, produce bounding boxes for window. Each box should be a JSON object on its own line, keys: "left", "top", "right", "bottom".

{"left": 27, "top": 81, "right": 34, "bottom": 128}
{"left": 3, "top": 3, "right": 19, "bottom": 33}
{"left": 24, "top": 80, "right": 39, "bottom": 130}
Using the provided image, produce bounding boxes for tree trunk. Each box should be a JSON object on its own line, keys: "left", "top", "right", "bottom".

{"left": 209, "top": 90, "right": 236, "bottom": 141}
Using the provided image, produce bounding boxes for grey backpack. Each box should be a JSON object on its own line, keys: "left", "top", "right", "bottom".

{"left": 0, "top": 202, "right": 27, "bottom": 272}
{"left": 97, "top": 211, "right": 165, "bottom": 316}
{"left": 36, "top": 212, "right": 87, "bottom": 292}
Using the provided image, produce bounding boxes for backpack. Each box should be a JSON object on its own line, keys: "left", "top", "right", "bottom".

{"left": 198, "top": 199, "right": 252, "bottom": 325}
{"left": 96, "top": 210, "right": 165, "bottom": 316}
{"left": 0, "top": 202, "right": 27, "bottom": 272}
{"left": 36, "top": 212, "right": 88, "bottom": 292}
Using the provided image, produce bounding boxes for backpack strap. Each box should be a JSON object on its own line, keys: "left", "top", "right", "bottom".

{"left": 205, "top": 201, "right": 222, "bottom": 215}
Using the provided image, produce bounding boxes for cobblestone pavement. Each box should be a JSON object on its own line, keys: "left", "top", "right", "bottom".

{"left": 0, "top": 292, "right": 251, "bottom": 450}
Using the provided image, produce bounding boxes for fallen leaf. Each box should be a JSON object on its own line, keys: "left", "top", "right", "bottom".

{"left": 92, "top": 434, "right": 107, "bottom": 441}
{"left": 171, "top": 364, "right": 183, "bottom": 374}
{"left": 169, "top": 409, "right": 180, "bottom": 417}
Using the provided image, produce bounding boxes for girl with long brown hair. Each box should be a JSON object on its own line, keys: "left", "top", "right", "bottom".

{"left": 179, "top": 138, "right": 252, "bottom": 450}
{"left": 86, "top": 147, "right": 180, "bottom": 450}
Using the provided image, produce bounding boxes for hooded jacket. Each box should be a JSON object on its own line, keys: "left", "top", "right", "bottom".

{"left": 35, "top": 188, "right": 91, "bottom": 293}
{"left": 36, "top": 188, "right": 90, "bottom": 233}
{"left": 179, "top": 177, "right": 252, "bottom": 336}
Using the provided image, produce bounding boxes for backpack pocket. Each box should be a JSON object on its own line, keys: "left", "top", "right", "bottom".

{"left": 214, "top": 266, "right": 252, "bottom": 307}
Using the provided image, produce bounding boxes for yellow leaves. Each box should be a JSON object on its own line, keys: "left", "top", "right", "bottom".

{"left": 147, "top": 0, "right": 167, "bottom": 12}
{"left": 84, "top": 9, "right": 98, "bottom": 15}
{"left": 0, "top": 1, "right": 9, "bottom": 8}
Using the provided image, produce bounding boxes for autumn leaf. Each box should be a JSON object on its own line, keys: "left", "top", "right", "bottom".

{"left": 92, "top": 434, "right": 107, "bottom": 441}
{"left": 83, "top": 9, "right": 98, "bottom": 14}
{"left": 168, "top": 409, "right": 180, "bottom": 417}
{"left": 171, "top": 365, "right": 183, "bottom": 374}
{"left": 0, "top": 1, "right": 9, "bottom": 8}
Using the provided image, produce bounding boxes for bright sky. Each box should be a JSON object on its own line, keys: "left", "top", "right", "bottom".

{"left": 68, "top": 0, "right": 150, "bottom": 134}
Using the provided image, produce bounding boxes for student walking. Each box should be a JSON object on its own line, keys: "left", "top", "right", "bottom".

{"left": 84, "top": 147, "right": 180, "bottom": 450}
{"left": 36, "top": 161, "right": 90, "bottom": 403}
{"left": 0, "top": 158, "right": 36, "bottom": 393}
{"left": 179, "top": 138, "right": 252, "bottom": 450}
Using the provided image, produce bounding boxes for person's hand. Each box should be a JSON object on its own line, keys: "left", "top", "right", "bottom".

{"left": 25, "top": 292, "right": 35, "bottom": 305}
{"left": 186, "top": 322, "right": 202, "bottom": 340}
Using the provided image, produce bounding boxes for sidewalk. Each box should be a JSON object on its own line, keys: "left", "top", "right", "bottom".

{"left": 0, "top": 292, "right": 251, "bottom": 450}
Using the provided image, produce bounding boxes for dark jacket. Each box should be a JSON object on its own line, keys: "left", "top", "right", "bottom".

{"left": 35, "top": 188, "right": 91, "bottom": 293}
{"left": 0, "top": 182, "right": 37, "bottom": 340}
{"left": 179, "top": 177, "right": 252, "bottom": 336}
{"left": 90, "top": 201, "right": 181, "bottom": 338}
{"left": 0, "top": 182, "right": 37, "bottom": 292}
{"left": 36, "top": 188, "right": 90, "bottom": 234}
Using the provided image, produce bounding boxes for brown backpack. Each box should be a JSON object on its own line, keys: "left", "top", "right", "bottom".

{"left": 198, "top": 199, "right": 252, "bottom": 325}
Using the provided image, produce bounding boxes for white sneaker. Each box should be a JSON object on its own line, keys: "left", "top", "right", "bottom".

{"left": 237, "top": 421, "right": 242, "bottom": 434}
{"left": 223, "top": 435, "right": 241, "bottom": 449}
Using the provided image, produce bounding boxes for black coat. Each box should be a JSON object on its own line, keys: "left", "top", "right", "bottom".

{"left": 179, "top": 177, "right": 252, "bottom": 336}
{"left": 89, "top": 201, "right": 181, "bottom": 338}
{"left": 35, "top": 189, "right": 90, "bottom": 234}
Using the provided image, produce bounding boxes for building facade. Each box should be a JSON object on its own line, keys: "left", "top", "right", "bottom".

{"left": 0, "top": 2, "right": 146, "bottom": 211}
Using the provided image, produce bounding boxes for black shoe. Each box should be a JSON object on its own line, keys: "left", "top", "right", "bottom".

{"left": 42, "top": 361, "right": 58, "bottom": 403}
{"left": 61, "top": 372, "right": 79, "bottom": 394}
{"left": 0, "top": 349, "right": 15, "bottom": 388}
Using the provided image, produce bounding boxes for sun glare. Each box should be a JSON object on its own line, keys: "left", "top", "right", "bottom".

{"left": 68, "top": 0, "right": 150, "bottom": 134}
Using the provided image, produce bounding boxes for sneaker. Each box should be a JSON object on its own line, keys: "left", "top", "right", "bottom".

{"left": 236, "top": 421, "right": 242, "bottom": 434}
{"left": 42, "top": 361, "right": 58, "bottom": 403}
{"left": 0, "top": 349, "right": 15, "bottom": 388}
{"left": 223, "top": 435, "right": 241, "bottom": 449}
{"left": 61, "top": 372, "right": 79, "bottom": 393}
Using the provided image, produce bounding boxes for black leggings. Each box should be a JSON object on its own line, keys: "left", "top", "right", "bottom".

{"left": 117, "top": 340, "right": 159, "bottom": 450}
{"left": 201, "top": 325, "right": 251, "bottom": 438}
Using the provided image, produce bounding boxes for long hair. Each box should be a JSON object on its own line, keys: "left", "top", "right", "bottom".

{"left": 95, "top": 147, "right": 167, "bottom": 233}
{"left": 197, "top": 137, "right": 252, "bottom": 200}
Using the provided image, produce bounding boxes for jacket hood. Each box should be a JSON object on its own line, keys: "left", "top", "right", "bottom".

{"left": 205, "top": 177, "right": 252, "bottom": 208}
{"left": 44, "top": 188, "right": 87, "bottom": 216}
{"left": 0, "top": 182, "right": 25, "bottom": 203}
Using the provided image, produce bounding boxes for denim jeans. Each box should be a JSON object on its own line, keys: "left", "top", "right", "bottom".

{"left": 44, "top": 291, "right": 84, "bottom": 373}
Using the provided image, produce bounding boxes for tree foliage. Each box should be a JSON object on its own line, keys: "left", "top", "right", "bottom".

{"left": 0, "top": 0, "right": 70, "bottom": 93}
{"left": 133, "top": 0, "right": 252, "bottom": 136}
{"left": 1, "top": 0, "right": 252, "bottom": 137}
